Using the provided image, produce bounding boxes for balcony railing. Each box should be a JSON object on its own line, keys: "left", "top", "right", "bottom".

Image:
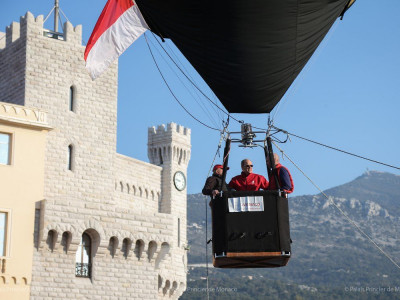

{"left": 75, "top": 263, "right": 91, "bottom": 278}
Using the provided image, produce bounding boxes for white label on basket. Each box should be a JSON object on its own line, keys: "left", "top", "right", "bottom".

{"left": 228, "top": 196, "right": 264, "bottom": 212}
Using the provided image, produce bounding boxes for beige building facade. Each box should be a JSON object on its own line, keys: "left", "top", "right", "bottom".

{"left": 0, "top": 103, "right": 51, "bottom": 300}
{"left": 0, "top": 11, "right": 190, "bottom": 300}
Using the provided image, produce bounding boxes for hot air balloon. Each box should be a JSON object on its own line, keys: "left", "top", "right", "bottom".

{"left": 134, "top": 0, "right": 355, "bottom": 113}
{"left": 86, "top": 0, "right": 355, "bottom": 113}
{"left": 85, "top": 0, "right": 356, "bottom": 268}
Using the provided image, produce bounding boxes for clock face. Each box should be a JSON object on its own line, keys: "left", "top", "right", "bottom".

{"left": 174, "top": 171, "right": 186, "bottom": 191}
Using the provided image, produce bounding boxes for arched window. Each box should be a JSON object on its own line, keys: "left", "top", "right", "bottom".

{"left": 61, "top": 232, "right": 72, "bottom": 254}
{"left": 147, "top": 241, "right": 157, "bottom": 262}
{"left": 122, "top": 238, "right": 132, "bottom": 259}
{"left": 75, "top": 233, "right": 92, "bottom": 278}
{"left": 68, "top": 145, "right": 73, "bottom": 171}
{"left": 69, "top": 86, "right": 75, "bottom": 112}
{"left": 158, "top": 148, "right": 163, "bottom": 165}
{"left": 134, "top": 240, "right": 144, "bottom": 260}
{"left": 46, "top": 230, "right": 57, "bottom": 252}
{"left": 132, "top": 185, "right": 136, "bottom": 196}
{"left": 178, "top": 149, "right": 183, "bottom": 165}
{"left": 108, "top": 237, "right": 118, "bottom": 258}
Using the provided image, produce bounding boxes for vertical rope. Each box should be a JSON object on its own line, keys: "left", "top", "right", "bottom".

{"left": 205, "top": 194, "right": 210, "bottom": 300}
{"left": 203, "top": 125, "right": 229, "bottom": 300}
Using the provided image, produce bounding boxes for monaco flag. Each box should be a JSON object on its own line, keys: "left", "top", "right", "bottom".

{"left": 84, "top": 0, "right": 149, "bottom": 79}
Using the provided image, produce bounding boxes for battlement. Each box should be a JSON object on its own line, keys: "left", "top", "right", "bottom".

{"left": 0, "top": 11, "right": 82, "bottom": 51}
{"left": 148, "top": 122, "right": 191, "bottom": 138}
{"left": 147, "top": 123, "right": 191, "bottom": 166}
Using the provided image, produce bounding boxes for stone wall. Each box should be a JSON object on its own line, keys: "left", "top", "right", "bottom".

{"left": 0, "top": 11, "right": 190, "bottom": 299}
{"left": 0, "top": 16, "right": 28, "bottom": 105}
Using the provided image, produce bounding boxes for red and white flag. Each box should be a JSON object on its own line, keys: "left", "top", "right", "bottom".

{"left": 84, "top": 0, "right": 149, "bottom": 79}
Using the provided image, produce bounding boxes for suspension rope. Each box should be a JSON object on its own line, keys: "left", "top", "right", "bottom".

{"left": 272, "top": 141, "right": 400, "bottom": 270}
{"left": 150, "top": 32, "right": 243, "bottom": 124}
{"left": 272, "top": 126, "right": 400, "bottom": 171}
{"left": 163, "top": 41, "right": 225, "bottom": 123}
{"left": 148, "top": 37, "right": 221, "bottom": 130}
{"left": 204, "top": 192, "right": 210, "bottom": 300}
{"left": 149, "top": 31, "right": 399, "bottom": 271}
{"left": 144, "top": 34, "right": 220, "bottom": 132}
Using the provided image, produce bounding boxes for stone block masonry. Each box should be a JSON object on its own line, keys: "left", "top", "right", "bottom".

{"left": 0, "top": 11, "right": 190, "bottom": 299}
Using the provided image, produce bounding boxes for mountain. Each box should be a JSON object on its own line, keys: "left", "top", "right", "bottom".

{"left": 182, "top": 171, "right": 400, "bottom": 299}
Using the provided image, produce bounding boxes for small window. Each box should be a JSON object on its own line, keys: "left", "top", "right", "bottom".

{"left": 69, "top": 86, "right": 75, "bottom": 112}
{"left": 75, "top": 233, "right": 92, "bottom": 278}
{"left": 0, "top": 212, "right": 8, "bottom": 256}
{"left": 68, "top": 145, "right": 73, "bottom": 171}
{"left": 0, "top": 133, "right": 11, "bottom": 165}
{"left": 108, "top": 237, "right": 118, "bottom": 258}
{"left": 61, "top": 232, "right": 72, "bottom": 254}
{"left": 46, "top": 230, "right": 57, "bottom": 252}
{"left": 158, "top": 148, "right": 163, "bottom": 165}
{"left": 122, "top": 238, "right": 131, "bottom": 259}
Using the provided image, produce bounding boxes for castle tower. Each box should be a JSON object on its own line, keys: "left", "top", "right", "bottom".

{"left": 148, "top": 123, "right": 191, "bottom": 275}
{"left": 0, "top": 10, "right": 190, "bottom": 299}
{"left": 0, "top": 12, "right": 118, "bottom": 205}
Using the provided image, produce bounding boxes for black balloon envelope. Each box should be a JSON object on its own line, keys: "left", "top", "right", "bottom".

{"left": 136, "top": 0, "right": 355, "bottom": 113}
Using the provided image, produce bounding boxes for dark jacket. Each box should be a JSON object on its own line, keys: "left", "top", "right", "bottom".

{"left": 202, "top": 174, "right": 227, "bottom": 196}
{"left": 268, "top": 163, "right": 294, "bottom": 193}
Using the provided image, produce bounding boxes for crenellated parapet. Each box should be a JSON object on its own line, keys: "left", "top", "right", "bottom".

{"left": 0, "top": 12, "right": 41, "bottom": 50}
{"left": 5, "top": 21, "right": 21, "bottom": 47}
{"left": 62, "top": 21, "right": 82, "bottom": 44}
{"left": 0, "top": 11, "right": 82, "bottom": 52}
{"left": 148, "top": 123, "right": 191, "bottom": 166}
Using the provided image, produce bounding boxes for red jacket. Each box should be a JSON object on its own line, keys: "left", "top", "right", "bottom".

{"left": 229, "top": 172, "right": 269, "bottom": 191}
{"left": 268, "top": 163, "right": 294, "bottom": 193}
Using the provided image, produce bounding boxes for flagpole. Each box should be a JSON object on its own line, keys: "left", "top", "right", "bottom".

{"left": 54, "top": 0, "right": 59, "bottom": 32}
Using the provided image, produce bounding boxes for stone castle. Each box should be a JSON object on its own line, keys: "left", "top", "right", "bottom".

{"left": 0, "top": 11, "right": 190, "bottom": 299}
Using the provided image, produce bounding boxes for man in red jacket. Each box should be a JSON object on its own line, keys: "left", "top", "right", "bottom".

{"left": 228, "top": 159, "right": 269, "bottom": 191}
{"left": 267, "top": 154, "right": 294, "bottom": 194}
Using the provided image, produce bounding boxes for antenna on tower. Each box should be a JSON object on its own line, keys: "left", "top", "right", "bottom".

{"left": 43, "top": 0, "right": 71, "bottom": 40}
{"left": 54, "top": 0, "right": 59, "bottom": 33}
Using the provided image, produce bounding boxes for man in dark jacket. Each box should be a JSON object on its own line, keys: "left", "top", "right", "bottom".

{"left": 202, "top": 164, "right": 229, "bottom": 198}
{"left": 267, "top": 154, "right": 294, "bottom": 194}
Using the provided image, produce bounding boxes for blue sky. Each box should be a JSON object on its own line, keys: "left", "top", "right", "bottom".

{"left": 1, "top": 0, "right": 399, "bottom": 196}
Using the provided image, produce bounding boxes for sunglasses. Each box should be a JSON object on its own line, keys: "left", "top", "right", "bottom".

{"left": 244, "top": 165, "right": 253, "bottom": 168}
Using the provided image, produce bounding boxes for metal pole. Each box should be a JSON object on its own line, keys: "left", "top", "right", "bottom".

{"left": 54, "top": 0, "right": 59, "bottom": 32}
{"left": 219, "top": 138, "right": 231, "bottom": 191}
{"left": 265, "top": 136, "right": 281, "bottom": 190}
